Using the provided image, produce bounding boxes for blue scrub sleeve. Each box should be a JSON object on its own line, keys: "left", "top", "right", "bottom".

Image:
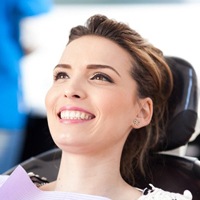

{"left": 17, "top": 0, "right": 52, "bottom": 17}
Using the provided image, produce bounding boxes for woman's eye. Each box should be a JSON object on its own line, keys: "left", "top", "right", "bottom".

{"left": 91, "top": 73, "right": 114, "bottom": 83}
{"left": 54, "top": 72, "right": 69, "bottom": 81}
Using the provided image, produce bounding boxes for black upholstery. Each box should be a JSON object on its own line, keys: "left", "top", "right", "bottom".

{"left": 135, "top": 154, "right": 200, "bottom": 199}
{"left": 4, "top": 56, "right": 200, "bottom": 199}
{"left": 4, "top": 148, "right": 61, "bottom": 182}
{"left": 155, "top": 56, "right": 198, "bottom": 151}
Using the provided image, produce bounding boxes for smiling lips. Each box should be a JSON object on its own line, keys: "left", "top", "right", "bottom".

{"left": 59, "top": 110, "right": 95, "bottom": 121}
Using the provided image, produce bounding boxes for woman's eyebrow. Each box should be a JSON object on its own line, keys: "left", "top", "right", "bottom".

{"left": 87, "top": 64, "right": 121, "bottom": 77}
{"left": 54, "top": 64, "right": 121, "bottom": 77}
{"left": 54, "top": 64, "right": 71, "bottom": 69}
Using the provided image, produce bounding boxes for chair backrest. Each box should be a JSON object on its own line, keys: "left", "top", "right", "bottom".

{"left": 154, "top": 56, "right": 198, "bottom": 151}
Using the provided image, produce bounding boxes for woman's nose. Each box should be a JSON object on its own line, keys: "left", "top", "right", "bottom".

{"left": 64, "top": 81, "right": 87, "bottom": 99}
{"left": 64, "top": 91, "right": 81, "bottom": 99}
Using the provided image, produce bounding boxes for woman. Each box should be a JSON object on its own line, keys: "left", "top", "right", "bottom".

{"left": 0, "top": 14, "right": 192, "bottom": 200}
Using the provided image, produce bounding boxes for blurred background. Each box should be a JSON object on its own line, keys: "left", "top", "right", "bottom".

{"left": 0, "top": 0, "right": 200, "bottom": 173}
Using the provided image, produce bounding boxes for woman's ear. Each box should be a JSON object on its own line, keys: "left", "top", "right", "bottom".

{"left": 132, "top": 97, "right": 153, "bottom": 129}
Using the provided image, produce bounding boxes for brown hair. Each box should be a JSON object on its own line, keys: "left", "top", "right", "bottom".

{"left": 67, "top": 14, "right": 173, "bottom": 185}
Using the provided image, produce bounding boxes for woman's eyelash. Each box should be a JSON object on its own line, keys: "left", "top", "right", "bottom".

{"left": 54, "top": 71, "right": 69, "bottom": 81}
{"left": 91, "top": 73, "right": 114, "bottom": 83}
{"left": 53, "top": 71, "right": 114, "bottom": 83}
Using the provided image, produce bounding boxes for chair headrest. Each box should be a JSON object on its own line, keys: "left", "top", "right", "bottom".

{"left": 154, "top": 56, "right": 198, "bottom": 151}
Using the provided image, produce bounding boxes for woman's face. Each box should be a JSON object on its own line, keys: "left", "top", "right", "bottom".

{"left": 45, "top": 35, "right": 142, "bottom": 154}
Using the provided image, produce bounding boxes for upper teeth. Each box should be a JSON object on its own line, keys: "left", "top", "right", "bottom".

{"left": 60, "top": 110, "right": 93, "bottom": 120}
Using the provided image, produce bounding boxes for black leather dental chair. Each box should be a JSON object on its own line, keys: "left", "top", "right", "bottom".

{"left": 4, "top": 56, "right": 200, "bottom": 199}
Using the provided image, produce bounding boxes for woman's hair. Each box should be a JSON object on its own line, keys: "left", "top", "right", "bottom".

{"left": 67, "top": 14, "right": 173, "bottom": 185}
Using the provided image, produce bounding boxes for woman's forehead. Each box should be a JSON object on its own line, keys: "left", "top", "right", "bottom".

{"left": 62, "top": 36, "right": 133, "bottom": 68}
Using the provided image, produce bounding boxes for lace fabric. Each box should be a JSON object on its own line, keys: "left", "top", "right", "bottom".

{"left": 139, "top": 184, "right": 192, "bottom": 200}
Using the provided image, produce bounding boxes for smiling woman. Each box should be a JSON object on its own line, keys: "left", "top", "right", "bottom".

{"left": 0, "top": 14, "right": 193, "bottom": 200}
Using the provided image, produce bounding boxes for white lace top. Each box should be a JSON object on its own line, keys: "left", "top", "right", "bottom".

{"left": 0, "top": 166, "right": 192, "bottom": 200}
{"left": 138, "top": 184, "right": 192, "bottom": 200}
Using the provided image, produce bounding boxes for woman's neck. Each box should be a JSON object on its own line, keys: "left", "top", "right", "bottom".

{"left": 52, "top": 151, "right": 141, "bottom": 200}
{"left": 56, "top": 150, "right": 122, "bottom": 193}
{"left": 41, "top": 149, "right": 142, "bottom": 200}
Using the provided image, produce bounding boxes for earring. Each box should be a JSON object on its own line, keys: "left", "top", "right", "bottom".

{"left": 133, "top": 119, "right": 140, "bottom": 126}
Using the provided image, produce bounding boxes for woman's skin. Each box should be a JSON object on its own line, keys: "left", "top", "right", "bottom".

{"left": 44, "top": 35, "right": 153, "bottom": 200}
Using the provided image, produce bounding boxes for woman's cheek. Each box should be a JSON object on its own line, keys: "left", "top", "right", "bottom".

{"left": 45, "top": 87, "right": 58, "bottom": 108}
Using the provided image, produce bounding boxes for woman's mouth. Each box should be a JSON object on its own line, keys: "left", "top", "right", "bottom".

{"left": 58, "top": 110, "right": 95, "bottom": 120}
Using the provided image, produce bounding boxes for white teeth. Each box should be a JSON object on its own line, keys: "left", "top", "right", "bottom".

{"left": 60, "top": 110, "right": 93, "bottom": 120}
{"left": 80, "top": 112, "right": 85, "bottom": 119}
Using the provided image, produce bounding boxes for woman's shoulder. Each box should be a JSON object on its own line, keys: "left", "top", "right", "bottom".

{"left": 139, "top": 184, "right": 192, "bottom": 200}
